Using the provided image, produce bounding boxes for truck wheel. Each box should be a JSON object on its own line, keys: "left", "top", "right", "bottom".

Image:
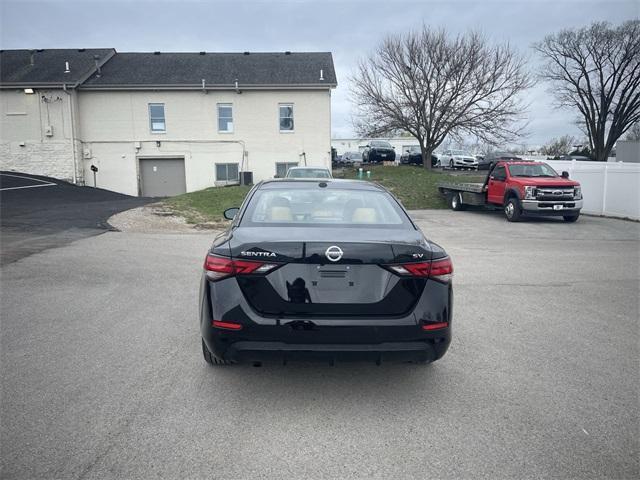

{"left": 563, "top": 213, "right": 580, "bottom": 222}
{"left": 202, "top": 338, "right": 232, "bottom": 366}
{"left": 450, "top": 192, "right": 465, "bottom": 211}
{"left": 504, "top": 197, "right": 521, "bottom": 222}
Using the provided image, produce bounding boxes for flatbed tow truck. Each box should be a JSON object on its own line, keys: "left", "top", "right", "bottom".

{"left": 437, "top": 160, "right": 583, "bottom": 222}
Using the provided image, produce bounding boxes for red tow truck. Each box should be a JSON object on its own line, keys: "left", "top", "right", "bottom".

{"left": 438, "top": 161, "right": 583, "bottom": 222}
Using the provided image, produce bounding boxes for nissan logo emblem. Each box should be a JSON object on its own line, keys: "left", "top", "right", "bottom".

{"left": 325, "top": 245, "right": 343, "bottom": 262}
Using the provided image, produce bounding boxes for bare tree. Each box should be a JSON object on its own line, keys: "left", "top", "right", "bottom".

{"left": 350, "top": 26, "right": 533, "bottom": 169}
{"left": 540, "top": 134, "right": 576, "bottom": 156}
{"left": 535, "top": 21, "right": 640, "bottom": 161}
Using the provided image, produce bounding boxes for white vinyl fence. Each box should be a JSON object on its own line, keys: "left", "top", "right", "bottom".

{"left": 544, "top": 160, "right": 640, "bottom": 220}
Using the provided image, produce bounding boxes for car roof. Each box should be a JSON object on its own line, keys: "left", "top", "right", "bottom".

{"left": 499, "top": 160, "right": 545, "bottom": 165}
{"left": 260, "top": 178, "right": 385, "bottom": 191}
{"left": 491, "top": 151, "right": 520, "bottom": 156}
{"left": 287, "top": 166, "right": 329, "bottom": 170}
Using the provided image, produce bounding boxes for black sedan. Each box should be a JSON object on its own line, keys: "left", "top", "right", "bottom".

{"left": 362, "top": 140, "right": 396, "bottom": 163}
{"left": 400, "top": 146, "right": 439, "bottom": 167}
{"left": 200, "top": 179, "right": 453, "bottom": 366}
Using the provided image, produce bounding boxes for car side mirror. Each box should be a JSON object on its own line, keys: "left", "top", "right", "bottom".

{"left": 223, "top": 207, "right": 239, "bottom": 220}
{"left": 561, "top": 171, "right": 569, "bottom": 179}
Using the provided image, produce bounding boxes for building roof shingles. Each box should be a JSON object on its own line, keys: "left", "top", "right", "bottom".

{"left": 0, "top": 49, "right": 337, "bottom": 88}
{"left": 0, "top": 49, "right": 115, "bottom": 85}
{"left": 82, "top": 52, "right": 337, "bottom": 87}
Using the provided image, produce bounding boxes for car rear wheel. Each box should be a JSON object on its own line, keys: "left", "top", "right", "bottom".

{"left": 563, "top": 213, "right": 580, "bottom": 222}
{"left": 504, "top": 197, "right": 522, "bottom": 222}
{"left": 450, "top": 192, "right": 465, "bottom": 211}
{"left": 202, "top": 338, "right": 232, "bottom": 366}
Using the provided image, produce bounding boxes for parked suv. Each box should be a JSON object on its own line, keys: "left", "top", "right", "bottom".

{"left": 362, "top": 141, "right": 396, "bottom": 163}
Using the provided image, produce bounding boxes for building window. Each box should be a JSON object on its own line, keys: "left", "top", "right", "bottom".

{"left": 149, "top": 103, "right": 166, "bottom": 133}
{"left": 275, "top": 162, "right": 298, "bottom": 178}
{"left": 217, "top": 104, "right": 233, "bottom": 133}
{"left": 216, "top": 163, "right": 239, "bottom": 182}
{"left": 279, "top": 104, "right": 294, "bottom": 132}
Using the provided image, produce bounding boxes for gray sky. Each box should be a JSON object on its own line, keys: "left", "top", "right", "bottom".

{"left": 1, "top": 0, "right": 637, "bottom": 146}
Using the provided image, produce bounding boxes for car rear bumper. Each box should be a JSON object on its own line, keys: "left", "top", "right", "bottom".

{"left": 200, "top": 274, "right": 452, "bottom": 364}
{"left": 202, "top": 320, "right": 451, "bottom": 363}
{"left": 369, "top": 151, "right": 396, "bottom": 162}
{"left": 223, "top": 339, "right": 449, "bottom": 364}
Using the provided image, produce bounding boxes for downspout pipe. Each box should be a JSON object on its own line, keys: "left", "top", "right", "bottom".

{"left": 62, "top": 83, "right": 78, "bottom": 184}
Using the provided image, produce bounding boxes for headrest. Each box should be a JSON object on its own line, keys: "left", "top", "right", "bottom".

{"left": 351, "top": 207, "right": 377, "bottom": 223}
{"left": 269, "top": 206, "right": 292, "bottom": 221}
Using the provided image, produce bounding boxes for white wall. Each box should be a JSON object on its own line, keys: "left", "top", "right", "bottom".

{"left": 545, "top": 160, "right": 640, "bottom": 220}
{"left": 0, "top": 89, "right": 82, "bottom": 182}
{"left": 79, "top": 89, "right": 332, "bottom": 195}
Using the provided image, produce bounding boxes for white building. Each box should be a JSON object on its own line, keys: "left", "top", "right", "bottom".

{"left": 1, "top": 49, "right": 337, "bottom": 196}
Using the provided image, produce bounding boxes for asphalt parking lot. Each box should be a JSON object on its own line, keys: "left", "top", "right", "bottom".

{"left": 1, "top": 210, "right": 638, "bottom": 479}
{"left": 0, "top": 172, "right": 150, "bottom": 265}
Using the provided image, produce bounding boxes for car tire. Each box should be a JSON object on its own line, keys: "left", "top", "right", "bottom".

{"left": 504, "top": 197, "right": 522, "bottom": 222}
{"left": 449, "top": 159, "right": 454, "bottom": 170}
{"left": 563, "top": 213, "right": 580, "bottom": 222}
{"left": 202, "top": 338, "right": 232, "bottom": 366}
{"left": 450, "top": 192, "right": 465, "bottom": 211}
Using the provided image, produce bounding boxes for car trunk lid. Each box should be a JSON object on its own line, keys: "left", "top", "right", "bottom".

{"left": 228, "top": 227, "right": 431, "bottom": 317}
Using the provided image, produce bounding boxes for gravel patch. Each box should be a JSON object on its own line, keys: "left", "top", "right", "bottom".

{"left": 108, "top": 204, "right": 222, "bottom": 235}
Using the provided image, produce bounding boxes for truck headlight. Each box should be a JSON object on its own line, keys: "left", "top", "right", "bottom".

{"left": 524, "top": 186, "right": 537, "bottom": 200}
{"left": 574, "top": 186, "right": 582, "bottom": 199}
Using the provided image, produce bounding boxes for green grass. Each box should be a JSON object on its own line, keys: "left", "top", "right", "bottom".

{"left": 163, "top": 184, "right": 252, "bottom": 225}
{"left": 162, "top": 166, "right": 485, "bottom": 224}
{"left": 335, "top": 165, "right": 484, "bottom": 210}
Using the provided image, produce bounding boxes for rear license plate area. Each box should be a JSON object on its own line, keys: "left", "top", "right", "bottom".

{"left": 313, "top": 267, "right": 352, "bottom": 290}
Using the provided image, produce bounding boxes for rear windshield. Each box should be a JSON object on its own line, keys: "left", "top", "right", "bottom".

{"left": 287, "top": 169, "right": 331, "bottom": 178}
{"left": 370, "top": 141, "right": 392, "bottom": 148}
{"left": 508, "top": 163, "right": 558, "bottom": 178}
{"left": 241, "top": 187, "right": 410, "bottom": 228}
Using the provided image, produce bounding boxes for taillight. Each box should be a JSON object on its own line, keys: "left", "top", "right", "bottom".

{"left": 204, "top": 254, "right": 280, "bottom": 281}
{"left": 212, "top": 320, "right": 243, "bottom": 330}
{"left": 386, "top": 257, "right": 453, "bottom": 283}
{"left": 422, "top": 322, "right": 449, "bottom": 331}
{"left": 429, "top": 257, "right": 454, "bottom": 282}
